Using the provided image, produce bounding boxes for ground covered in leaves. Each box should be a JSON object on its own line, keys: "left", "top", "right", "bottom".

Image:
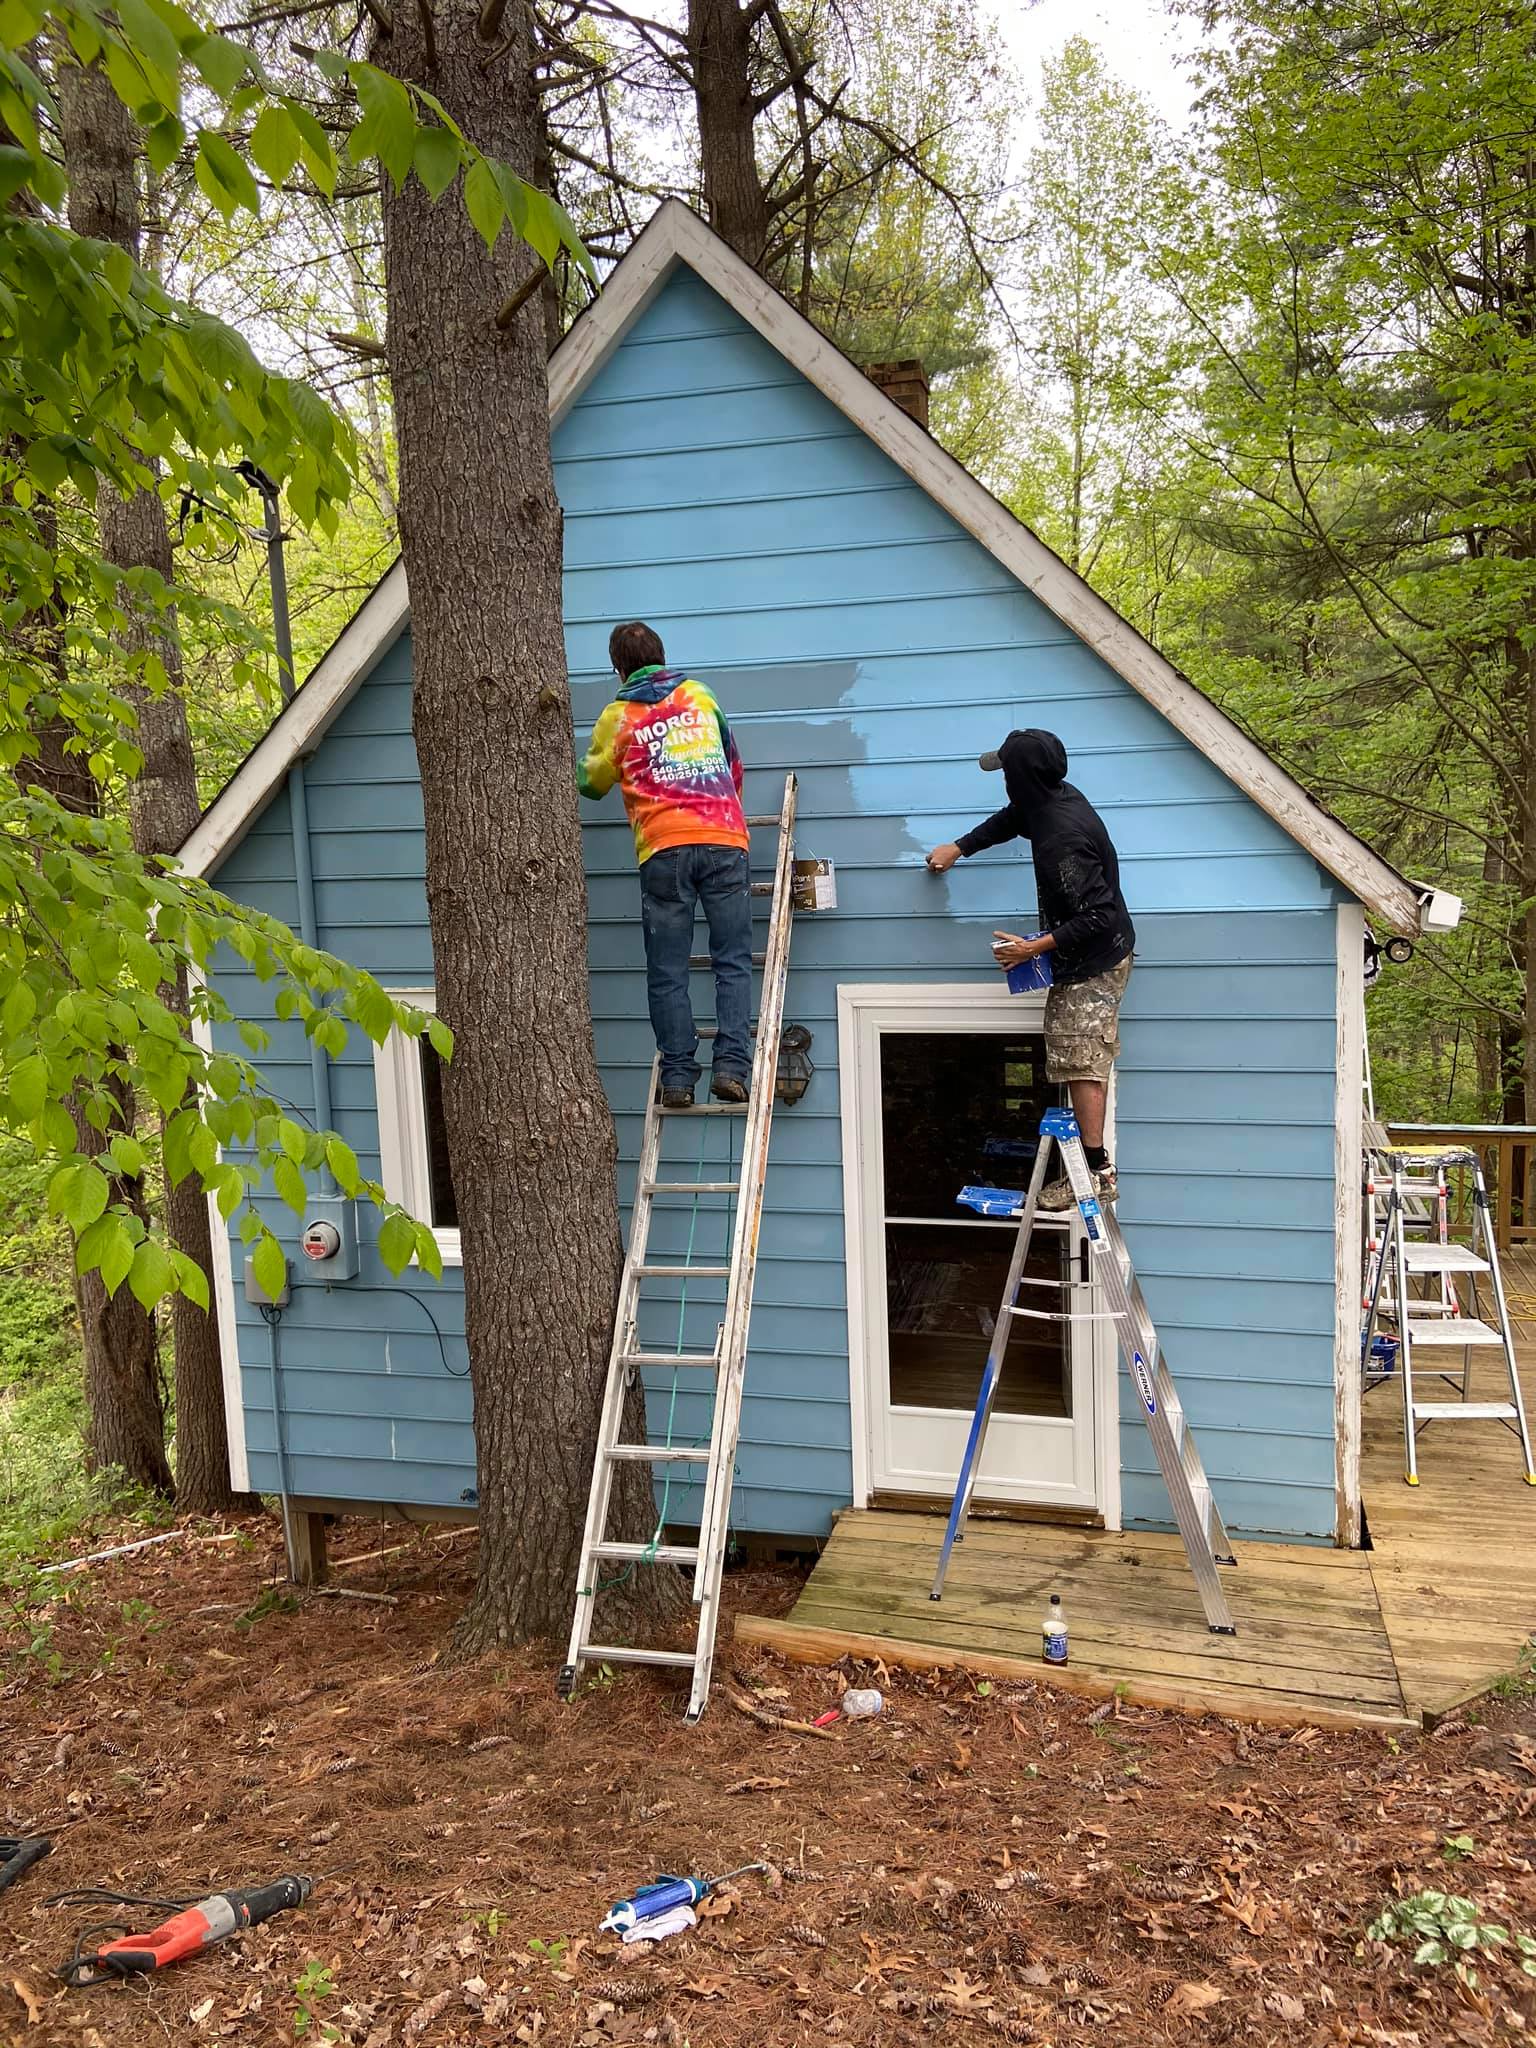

{"left": 5, "top": 1516, "right": 1536, "bottom": 2048}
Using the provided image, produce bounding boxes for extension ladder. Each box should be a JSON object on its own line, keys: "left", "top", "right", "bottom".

{"left": 1360, "top": 1145, "right": 1535, "bottom": 1487}
{"left": 932, "top": 1108, "right": 1238, "bottom": 1634}
{"left": 558, "top": 775, "right": 798, "bottom": 1720}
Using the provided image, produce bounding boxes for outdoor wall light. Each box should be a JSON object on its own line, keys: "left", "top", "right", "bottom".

{"left": 775, "top": 1025, "right": 815, "bottom": 1106}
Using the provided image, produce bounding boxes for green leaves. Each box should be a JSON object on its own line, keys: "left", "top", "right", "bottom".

{"left": 463, "top": 155, "right": 503, "bottom": 251}
{"left": 377, "top": 1209, "right": 417, "bottom": 1276}
{"left": 249, "top": 104, "right": 301, "bottom": 188}
{"left": 251, "top": 1234, "right": 287, "bottom": 1304}
{"left": 413, "top": 124, "right": 461, "bottom": 201}
{"left": 195, "top": 129, "right": 261, "bottom": 220}
{"left": 127, "top": 1238, "right": 173, "bottom": 1311}
{"left": 47, "top": 1161, "right": 109, "bottom": 1231}
{"left": 350, "top": 62, "right": 416, "bottom": 190}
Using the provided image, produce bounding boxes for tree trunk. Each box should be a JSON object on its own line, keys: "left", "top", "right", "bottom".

{"left": 70, "top": 1086, "right": 175, "bottom": 1494}
{"left": 57, "top": 60, "right": 243, "bottom": 1511}
{"left": 686, "top": 0, "right": 771, "bottom": 268}
{"left": 378, "top": 0, "right": 674, "bottom": 1646}
{"left": 12, "top": 675, "right": 174, "bottom": 1497}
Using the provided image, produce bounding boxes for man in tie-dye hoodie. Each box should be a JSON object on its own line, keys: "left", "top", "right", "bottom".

{"left": 578, "top": 622, "right": 753, "bottom": 1109}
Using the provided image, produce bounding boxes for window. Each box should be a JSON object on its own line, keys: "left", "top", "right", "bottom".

{"left": 374, "top": 990, "right": 461, "bottom": 1263}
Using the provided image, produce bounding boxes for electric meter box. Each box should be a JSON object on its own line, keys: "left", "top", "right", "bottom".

{"left": 244, "top": 1254, "right": 290, "bottom": 1308}
{"left": 299, "top": 1196, "right": 360, "bottom": 1282}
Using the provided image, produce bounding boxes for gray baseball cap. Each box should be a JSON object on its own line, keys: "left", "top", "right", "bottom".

{"left": 979, "top": 729, "right": 1026, "bottom": 772}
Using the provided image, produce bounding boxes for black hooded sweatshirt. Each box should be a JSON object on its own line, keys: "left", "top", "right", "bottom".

{"left": 956, "top": 730, "right": 1135, "bottom": 986}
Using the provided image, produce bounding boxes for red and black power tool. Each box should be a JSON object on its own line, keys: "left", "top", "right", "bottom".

{"left": 58, "top": 1875, "right": 312, "bottom": 1987}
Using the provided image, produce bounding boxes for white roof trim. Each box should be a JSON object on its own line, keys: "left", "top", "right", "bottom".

{"left": 181, "top": 200, "right": 1423, "bottom": 933}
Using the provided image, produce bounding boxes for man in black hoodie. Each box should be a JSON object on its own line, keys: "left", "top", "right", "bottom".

{"left": 928, "top": 730, "right": 1135, "bottom": 1209}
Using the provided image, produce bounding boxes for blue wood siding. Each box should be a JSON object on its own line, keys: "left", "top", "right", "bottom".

{"left": 206, "top": 260, "right": 1345, "bottom": 1543}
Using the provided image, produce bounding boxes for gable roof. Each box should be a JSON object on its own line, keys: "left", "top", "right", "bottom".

{"left": 179, "top": 199, "right": 1431, "bottom": 935}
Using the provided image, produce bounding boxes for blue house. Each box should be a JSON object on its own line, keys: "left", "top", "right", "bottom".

{"left": 181, "top": 202, "right": 1449, "bottom": 1564}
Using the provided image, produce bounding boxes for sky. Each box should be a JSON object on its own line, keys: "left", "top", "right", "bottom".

{"left": 985, "top": 0, "right": 1200, "bottom": 134}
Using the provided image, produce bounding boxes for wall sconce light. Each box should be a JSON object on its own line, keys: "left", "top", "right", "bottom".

{"left": 775, "top": 1025, "right": 815, "bottom": 1105}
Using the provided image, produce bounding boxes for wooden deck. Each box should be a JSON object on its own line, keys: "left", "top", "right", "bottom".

{"left": 735, "top": 1248, "right": 1536, "bottom": 1731}
{"left": 1360, "top": 1243, "right": 1536, "bottom": 1721}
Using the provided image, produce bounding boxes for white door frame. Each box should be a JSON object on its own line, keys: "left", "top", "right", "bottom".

{"left": 837, "top": 982, "right": 1120, "bottom": 1528}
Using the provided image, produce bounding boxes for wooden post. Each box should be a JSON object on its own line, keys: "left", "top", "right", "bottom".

{"left": 286, "top": 1510, "right": 329, "bottom": 1587}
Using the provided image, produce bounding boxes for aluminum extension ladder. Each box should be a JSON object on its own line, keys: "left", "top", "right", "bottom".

{"left": 1360, "top": 1144, "right": 1535, "bottom": 1488}
{"left": 931, "top": 1107, "right": 1238, "bottom": 1635}
{"left": 558, "top": 775, "right": 798, "bottom": 1720}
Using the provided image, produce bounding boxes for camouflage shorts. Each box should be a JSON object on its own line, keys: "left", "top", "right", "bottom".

{"left": 1044, "top": 955, "right": 1133, "bottom": 1083}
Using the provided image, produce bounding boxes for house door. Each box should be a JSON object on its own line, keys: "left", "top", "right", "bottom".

{"left": 842, "top": 990, "right": 1104, "bottom": 1514}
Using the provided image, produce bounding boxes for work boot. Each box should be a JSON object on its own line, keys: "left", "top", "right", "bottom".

{"left": 661, "top": 1084, "right": 694, "bottom": 1110}
{"left": 1038, "top": 1165, "right": 1117, "bottom": 1213}
{"left": 710, "top": 1072, "right": 750, "bottom": 1105}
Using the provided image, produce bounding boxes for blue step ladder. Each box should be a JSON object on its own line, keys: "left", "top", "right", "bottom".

{"left": 931, "top": 1108, "right": 1238, "bottom": 1635}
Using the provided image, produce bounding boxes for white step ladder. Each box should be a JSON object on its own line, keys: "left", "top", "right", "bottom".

{"left": 932, "top": 1108, "right": 1237, "bottom": 1634}
{"left": 1360, "top": 1143, "right": 1535, "bottom": 1487}
{"left": 558, "top": 776, "right": 798, "bottom": 1720}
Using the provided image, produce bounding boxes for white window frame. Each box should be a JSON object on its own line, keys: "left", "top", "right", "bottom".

{"left": 373, "top": 987, "right": 462, "bottom": 1267}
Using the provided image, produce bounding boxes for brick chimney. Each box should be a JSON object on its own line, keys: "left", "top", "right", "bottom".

{"left": 863, "top": 358, "right": 929, "bottom": 430}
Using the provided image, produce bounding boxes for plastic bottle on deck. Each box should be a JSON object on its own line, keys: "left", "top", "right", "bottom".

{"left": 1042, "top": 1594, "right": 1068, "bottom": 1666}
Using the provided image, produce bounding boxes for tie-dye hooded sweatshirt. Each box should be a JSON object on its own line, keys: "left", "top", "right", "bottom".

{"left": 576, "top": 666, "right": 748, "bottom": 864}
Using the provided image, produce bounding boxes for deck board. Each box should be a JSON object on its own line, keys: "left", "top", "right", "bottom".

{"left": 1361, "top": 1243, "right": 1536, "bottom": 1721}
{"left": 737, "top": 1512, "right": 1414, "bottom": 1730}
{"left": 736, "top": 1253, "right": 1536, "bottom": 1731}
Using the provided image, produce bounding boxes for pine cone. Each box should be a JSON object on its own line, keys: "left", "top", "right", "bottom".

{"left": 967, "top": 1890, "right": 1010, "bottom": 1926}
{"left": 586, "top": 1978, "right": 659, "bottom": 2009}
{"left": 1005, "top": 1932, "right": 1036, "bottom": 1968}
{"left": 789, "top": 1923, "right": 827, "bottom": 1948}
{"left": 1073, "top": 1962, "right": 1109, "bottom": 1989}
{"left": 984, "top": 2016, "right": 1036, "bottom": 2043}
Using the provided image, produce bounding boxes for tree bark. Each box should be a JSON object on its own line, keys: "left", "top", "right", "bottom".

{"left": 377, "top": 0, "right": 674, "bottom": 1646}
{"left": 686, "top": 0, "right": 771, "bottom": 268}
{"left": 57, "top": 60, "right": 243, "bottom": 1511}
{"left": 11, "top": 630, "right": 174, "bottom": 1498}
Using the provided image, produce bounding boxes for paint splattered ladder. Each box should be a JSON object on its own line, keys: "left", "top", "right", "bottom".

{"left": 934, "top": 1108, "right": 1238, "bottom": 1635}
{"left": 558, "top": 775, "right": 799, "bottom": 1721}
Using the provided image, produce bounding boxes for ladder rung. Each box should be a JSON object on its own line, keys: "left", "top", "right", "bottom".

{"left": 635, "top": 1263, "right": 731, "bottom": 1278}
{"left": 644, "top": 1180, "right": 741, "bottom": 1194}
{"left": 605, "top": 1444, "right": 711, "bottom": 1464}
{"left": 579, "top": 1644, "right": 698, "bottom": 1668}
{"left": 690, "top": 952, "right": 768, "bottom": 967}
{"left": 750, "top": 882, "right": 774, "bottom": 896}
{"left": 744, "top": 814, "right": 779, "bottom": 826}
{"left": 1007, "top": 1306, "right": 1123, "bottom": 1324}
{"left": 660, "top": 1102, "right": 750, "bottom": 1116}
{"left": 1402, "top": 1243, "right": 1490, "bottom": 1274}
{"left": 622, "top": 1350, "right": 720, "bottom": 1369}
{"left": 1412, "top": 1402, "right": 1518, "bottom": 1422}
{"left": 592, "top": 1540, "right": 700, "bottom": 1565}
{"left": 1404, "top": 1319, "right": 1505, "bottom": 1347}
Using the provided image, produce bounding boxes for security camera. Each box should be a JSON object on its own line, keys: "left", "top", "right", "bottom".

{"left": 1417, "top": 888, "right": 1463, "bottom": 934}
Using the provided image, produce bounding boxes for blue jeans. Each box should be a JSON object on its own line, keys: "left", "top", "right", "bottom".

{"left": 639, "top": 845, "right": 753, "bottom": 1090}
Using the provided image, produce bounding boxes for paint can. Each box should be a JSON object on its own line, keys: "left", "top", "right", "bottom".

{"left": 791, "top": 857, "right": 837, "bottom": 912}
